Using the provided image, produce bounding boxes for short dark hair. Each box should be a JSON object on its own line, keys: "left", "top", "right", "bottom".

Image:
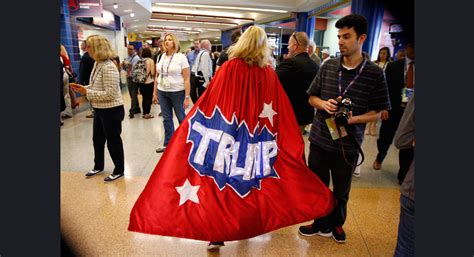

{"left": 141, "top": 47, "right": 152, "bottom": 58}
{"left": 128, "top": 44, "right": 135, "bottom": 49}
{"left": 231, "top": 30, "right": 242, "bottom": 43}
{"left": 335, "top": 14, "right": 368, "bottom": 38}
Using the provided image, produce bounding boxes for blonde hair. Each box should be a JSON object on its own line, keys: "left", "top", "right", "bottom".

{"left": 228, "top": 26, "right": 271, "bottom": 68}
{"left": 164, "top": 33, "right": 181, "bottom": 54}
{"left": 86, "top": 35, "right": 116, "bottom": 61}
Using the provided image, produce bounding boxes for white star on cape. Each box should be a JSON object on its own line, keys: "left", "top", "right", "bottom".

{"left": 175, "top": 179, "right": 200, "bottom": 206}
{"left": 259, "top": 102, "right": 278, "bottom": 126}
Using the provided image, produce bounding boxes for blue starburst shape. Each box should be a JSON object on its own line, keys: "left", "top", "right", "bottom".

{"left": 186, "top": 107, "right": 280, "bottom": 197}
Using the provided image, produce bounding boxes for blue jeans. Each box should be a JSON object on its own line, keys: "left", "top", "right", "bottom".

{"left": 158, "top": 90, "right": 186, "bottom": 146}
{"left": 394, "top": 195, "right": 415, "bottom": 257}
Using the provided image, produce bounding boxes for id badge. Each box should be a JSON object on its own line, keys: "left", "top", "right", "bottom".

{"left": 325, "top": 117, "right": 348, "bottom": 140}
{"left": 401, "top": 87, "right": 414, "bottom": 104}
{"left": 161, "top": 76, "right": 171, "bottom": 89}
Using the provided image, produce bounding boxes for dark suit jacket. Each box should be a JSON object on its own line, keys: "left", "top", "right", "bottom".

{"left": 276, "top": 52, "right": 319, "bottom": 125}
{"left": 384, "top": 59, "right": 405, "bottom": 113}
{"left": 79, "top": 52, "right": 95, "bottom": 85}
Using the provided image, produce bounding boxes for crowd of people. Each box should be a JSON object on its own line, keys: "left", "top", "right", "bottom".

{"left": 61, "top": 13, "right": 415, "bottom": 256}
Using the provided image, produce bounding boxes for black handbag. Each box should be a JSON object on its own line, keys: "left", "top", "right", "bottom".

{"left": 65, "top": 68, "right": 77, "bottom": 83}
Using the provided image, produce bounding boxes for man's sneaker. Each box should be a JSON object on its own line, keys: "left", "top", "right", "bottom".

{"left": 207, "top": 241, "right": 225, "bottom": 250}
{"left": 353, "top": 168, "right": 361, "bottom": 177}
{"left": 156, "top": 146, "right": 166, "bottom": 153}
{"left": 332, "top": 226, "right": 346, "bottom": 243}
{"left": 85, "top": 169, "right": 103, "bottom": 177}
{"left": 298, "top": 224, "right": 332, "bottom": 237}
{"left": 104, "top": 173, "right": 124, "bottom": 182}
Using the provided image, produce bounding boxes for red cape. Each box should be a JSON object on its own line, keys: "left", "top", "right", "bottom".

{"left": 129, "top": 59, "right": 335, "bottom": 241}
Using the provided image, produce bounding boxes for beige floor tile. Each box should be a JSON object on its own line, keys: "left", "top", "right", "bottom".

{"left": 349, "top": 188, "right": 401, "bottom": 257}
{"left": 61, "top": 172, "right": 399, "bottom": 257}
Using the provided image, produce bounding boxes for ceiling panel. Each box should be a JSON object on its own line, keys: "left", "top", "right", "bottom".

{"left": 100, "top": 0, "right": 332, "bottom": 40}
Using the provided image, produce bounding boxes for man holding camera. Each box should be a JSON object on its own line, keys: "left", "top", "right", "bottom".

{"left": 300, "top": 14, "right": 390, "bottom": 243}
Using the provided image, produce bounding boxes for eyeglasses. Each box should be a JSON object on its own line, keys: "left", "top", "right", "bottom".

{"left": 291, "top": 32, "right": 300, "bottom": 46}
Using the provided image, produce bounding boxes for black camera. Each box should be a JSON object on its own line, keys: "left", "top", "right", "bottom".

{"left": 335, "top": 98, "right": 353, "bottom": 126}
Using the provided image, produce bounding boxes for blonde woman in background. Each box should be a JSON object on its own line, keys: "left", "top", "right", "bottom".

{"left": 153, "top": 33, "right": 191, "bottom": 153}
{"left": 70, "top": 35, "right": 126, "bottom": 182}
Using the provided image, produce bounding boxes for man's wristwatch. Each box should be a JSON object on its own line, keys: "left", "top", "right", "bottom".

{"left": 185, "top": 96, "right": 190, "bottom": 99}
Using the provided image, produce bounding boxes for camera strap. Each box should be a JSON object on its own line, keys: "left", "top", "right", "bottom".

{"left": 338, "top": 58, "right": 367, "bottom": 97}
{"left": 336, "top": 126, "right": 365, "bottom": 168}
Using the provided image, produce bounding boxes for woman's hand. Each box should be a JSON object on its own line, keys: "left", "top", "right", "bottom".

{"left": 70, "top": 83, "right": 87, "bottom": 96}
{"left": 183, "top": 97, "right": 191, "bottom": 109}
{"left": 153, "top": 94, "right": 159, "bottom": 104}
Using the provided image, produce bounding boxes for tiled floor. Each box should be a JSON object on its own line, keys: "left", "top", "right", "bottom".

{"left": 61, "top": 91, "right": 402, "bottom": 256}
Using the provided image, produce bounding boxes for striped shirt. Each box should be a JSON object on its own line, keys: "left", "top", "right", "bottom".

{"left": 86, "top": 59, "right": 124, "bottom": 109}
{"left": 307, "top": 53, "right": 391, "bottom": 154}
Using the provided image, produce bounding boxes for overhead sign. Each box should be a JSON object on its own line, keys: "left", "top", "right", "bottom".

{"left": 92, "top": 10, "right": 117, "bottom": 30}
{"left": 69, "top": 0, "right": 103, "bottom": 18}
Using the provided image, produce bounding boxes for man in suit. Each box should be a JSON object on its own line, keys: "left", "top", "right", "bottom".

{"left": 79, "top": 40, "right": 95, "bottom": 118}
{"left": 276, "top": 32, "right": 319, "bottom": 134}
{"left": 373, "top": 43, "right": 415, "bottom": 184}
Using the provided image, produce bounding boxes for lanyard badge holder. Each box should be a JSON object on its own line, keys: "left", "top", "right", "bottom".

{"left": 326, "top": 59, "right": 367, "bottom": 140}
{"left": 326, "top": 58, "right": 368, "bottom": 168}
{"left": 161, "top": 54, "right": 174, "bottom": 90}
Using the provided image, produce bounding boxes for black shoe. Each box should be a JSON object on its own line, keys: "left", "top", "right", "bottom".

{"left": 129, "top": 113, "right": 134, "bottom": 119}
{"left": 133, "top": 109, "right": 141, "bottom": 114}
{"left": 85, "top": 169, "right": 103, "bottom": 177}
{"left": 298, "top": 223, "right": 332, "bottom": 237}
{"left": 207, "top": 241, "right": 225, "bottom": 250}
{"left": 156, "top": 146, "right": 166, "bottom": 153}
{"left": 332, "top": 226, "right": 346, "bottom": 243}
{"left": 104, "top": 173, "right": 124, "bottom": 182}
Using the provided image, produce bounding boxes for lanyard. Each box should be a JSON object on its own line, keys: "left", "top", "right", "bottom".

{"left": 161, "top": 53, "right": 174, "bottom": 76}
{"left": 338, "top": 58, "right": 367, "bottom": 97}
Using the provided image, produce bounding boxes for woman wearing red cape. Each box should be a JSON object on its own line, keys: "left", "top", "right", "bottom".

{"left": 129, "top": 26, "right": 335, "bottom": 250}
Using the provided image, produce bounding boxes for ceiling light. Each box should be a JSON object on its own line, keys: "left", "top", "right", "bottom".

{"left": 113, "top": 3, "right": 118, "bottom": 9}
{"left": 154, "top": 3, "right": 288, "bottom": 13}
{"left": 124, "top": 9, "right": 132, "bottom": 13}
{"left": 134, "top": 19, "right": 139, "bottom": 22}
{"left": 153, "top": 11, "right": 254, "bottom": 21}
{"left": 130, "top": 13, "right": 135, "bottom": 17}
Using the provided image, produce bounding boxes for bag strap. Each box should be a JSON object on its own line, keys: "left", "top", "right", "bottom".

{"left": 196, "top": 51, "right": 204, "bottom": 73}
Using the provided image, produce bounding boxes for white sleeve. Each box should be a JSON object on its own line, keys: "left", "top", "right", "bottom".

{"left": 201, "top": 52, "right": 212, "bottom": 87}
